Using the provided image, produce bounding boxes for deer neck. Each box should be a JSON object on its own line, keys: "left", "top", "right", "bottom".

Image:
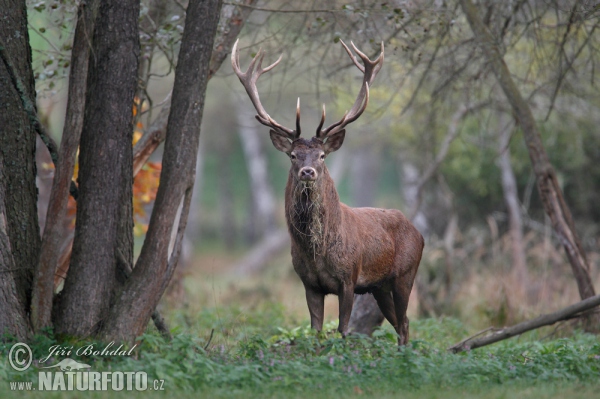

{"left": 285, "top": 166, "right": 341, "bottom": 253}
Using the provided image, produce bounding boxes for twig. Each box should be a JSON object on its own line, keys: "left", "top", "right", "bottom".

{"left": 151, "top": 310, "right": 173, "bottom": 341}
{"left": 204, "top": 328, "right": 215, "bottom": 350}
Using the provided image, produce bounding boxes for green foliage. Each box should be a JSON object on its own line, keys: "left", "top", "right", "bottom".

{"left": 1, "top": 317, "right": 599, "bottom": 398}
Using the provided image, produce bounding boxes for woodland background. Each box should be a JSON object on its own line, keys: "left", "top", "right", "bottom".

{"left": 1, "top": 0, "right": 599, "bottom": 397}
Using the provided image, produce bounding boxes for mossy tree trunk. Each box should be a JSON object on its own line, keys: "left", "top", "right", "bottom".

{"left": 0, "top": 0, "right": 41, "bottom": 317}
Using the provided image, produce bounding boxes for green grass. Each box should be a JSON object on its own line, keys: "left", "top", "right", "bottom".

{"left": 1, "top": 316, "right": 599, "bottom": 398}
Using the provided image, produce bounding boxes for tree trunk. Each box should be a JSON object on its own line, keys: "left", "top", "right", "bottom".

{"left": 216, "top": 136, "right": 237, "bottom": 249}
{"left": 497, "top": 120, "right": 528, "bottom": 285}
{"left": 0, "top": 0, "right": 41, "bottom": 311}
{"left": 0, "top": 156, "right": 31, "bottom": 340}
{"left": 236, "top": 97, "right": 277, "bottom": 238}
{"left": 350, "top": 144, "right": 379, "bottom": 207}
{"left": 348, "top": 294, "right": 385, "bottom": 335}
{"left": 459, "top": 0, "right": 596, "bottom": 307}
{"left": 31, "top": 0, "right": 98, "bottom": 333}
{"left": 54, "top": 0, "right": 139, "bottom": 337}
{"left": 101, "top": 0, "right": 223, "bottom": 342}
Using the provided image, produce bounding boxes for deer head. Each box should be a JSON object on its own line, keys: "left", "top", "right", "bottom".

{"left": 231, "top": 39, "right": 384, "bottom": 184}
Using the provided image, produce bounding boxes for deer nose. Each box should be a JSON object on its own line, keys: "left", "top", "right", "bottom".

{"left": 298, "top": 167, "right": 317, "bottom": 181}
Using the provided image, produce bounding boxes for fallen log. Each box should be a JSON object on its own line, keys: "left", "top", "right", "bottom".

{"left": 448, "top": 294, "right": 600, "bottom": 353}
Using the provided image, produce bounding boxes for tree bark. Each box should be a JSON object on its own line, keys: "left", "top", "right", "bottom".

{"left": 101, "top": 0, "right": 223, "bottom": 342}
{"left": 31, "top": 0, "right": 99, "bottom": 333}
{"left": 209, "top": 0, "right": 258, "bottom": 78}
{"left": 0, "top": 156, "right": 31, "bottom": 340}
{"left": 459, "top": 0, "right": 596, "bottom": 305}
{"left": 54, "top": 0, "right": 139, "bottom": 337}
{"left": 0, "top": 0, "right": 41, "bottom": 311}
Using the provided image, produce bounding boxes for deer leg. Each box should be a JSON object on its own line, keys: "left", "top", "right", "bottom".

{"left": 338, "top": 285, "right": 354, "bottom": 337}
{"left": 372, "top": 289, "right": 398, "bottom": 330}
{"left": 305, "top": 287, "right": 325, "bottom": 332}
{"left": 392, "top": 279, "right": 412, "bottom": 346}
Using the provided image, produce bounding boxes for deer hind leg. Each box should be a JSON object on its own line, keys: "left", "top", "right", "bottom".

{"left": 392, "top": 278, "right": 412, "bottom": 346}
{"left": 305, "top": 287, "right": 325, "bottom": 332}
{"left": 372, "top": 289, "right": 398, "bottom": 331}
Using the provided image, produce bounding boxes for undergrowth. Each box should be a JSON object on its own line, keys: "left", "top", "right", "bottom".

{"left": 1, "top": 317, "right": 599, "bottom": 398}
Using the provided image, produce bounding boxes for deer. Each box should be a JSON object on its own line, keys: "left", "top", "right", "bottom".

{"left": 231, "top": 39, "right": 424, "bottom": 345}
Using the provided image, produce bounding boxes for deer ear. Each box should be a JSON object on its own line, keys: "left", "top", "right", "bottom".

{"left": 270, "top": 130, "right": 292, "bottom": 153}
{"left": 323, "top": 130, "right": 345, "bottom": 154}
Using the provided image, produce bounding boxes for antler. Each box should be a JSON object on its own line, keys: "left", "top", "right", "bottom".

{"left": 316, "top": 41, "right": 384, "bottom": 139}
{"left": 231, "top": 39, "right": 300, "bottom": 140}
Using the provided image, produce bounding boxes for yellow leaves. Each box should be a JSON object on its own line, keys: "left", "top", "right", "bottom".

{"left": 133, "top": 161, "right": 162, "bottom": 236}
{"left": 133, "top": 130, "right": 143, "bottom": 145}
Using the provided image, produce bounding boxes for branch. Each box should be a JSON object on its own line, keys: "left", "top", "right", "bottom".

{"left": 448, "top": 294, "right": 600, "bottom": 353}
{"left": 408, "top": 101, "right": 489, "bottom": 220}
{"left": 222, "top": 2, "right": 358, "bottom": 14}
{"left": 232, "top": 228, "right": 289, "bottom": 275}
{"left": 210, "top": 0, "right": 257, "bottom": 77}
{"left": 132, "top": 0, "right": 258, "bottom": 171}
{"left": 133, "top": 100, "right": 170, "bottom": 175}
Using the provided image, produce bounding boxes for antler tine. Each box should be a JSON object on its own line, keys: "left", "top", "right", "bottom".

{"left": 315, "top": 104, "right": 326, "bottom": 136}
{"left": 318, "top": 41, "right": 384, "bottom": 139}
{"left": 349, "top": 41, "right": 385, "bottom": 84}
{"left": 231, "top": 39, "right": 296, "bottom": 139}
{"left": 340, "top": 40, "right": 365, "bottom": 73}
{"left": 295, "top": 98, "right": 301, "bottom": 137}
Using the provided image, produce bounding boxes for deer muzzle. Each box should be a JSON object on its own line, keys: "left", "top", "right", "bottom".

{"left": 298, "top": 167, "right": 317, "bottom": 181}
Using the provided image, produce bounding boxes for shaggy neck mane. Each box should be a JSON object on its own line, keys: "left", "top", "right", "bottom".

{"left": 286, "top": 167, "right": 340, "bottom": 255}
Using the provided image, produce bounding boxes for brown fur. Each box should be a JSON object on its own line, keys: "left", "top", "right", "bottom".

{"left": 281, "top": 138, "right": 424, "bottom": 345}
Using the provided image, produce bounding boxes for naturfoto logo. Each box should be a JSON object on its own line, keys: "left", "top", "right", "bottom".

{"left": 7, "top": 342, "right": 165, "bottom": 392}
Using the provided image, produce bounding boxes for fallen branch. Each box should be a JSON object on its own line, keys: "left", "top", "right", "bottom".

{"left": 448, "top": 294, "right": 600, "bottom": 353}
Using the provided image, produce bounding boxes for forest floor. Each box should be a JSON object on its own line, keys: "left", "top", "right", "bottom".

{"left": 1, "top": 250, "right": 599, "bottom": 398}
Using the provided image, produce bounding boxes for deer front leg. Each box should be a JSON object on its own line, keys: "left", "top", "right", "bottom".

{"left": 337, "top": 285, "right": 354, "bottom": 337}
{"left": 305, "top": 287, "right": 325, "bottom": 332}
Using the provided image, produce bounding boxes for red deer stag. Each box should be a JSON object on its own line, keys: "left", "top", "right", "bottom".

{"left": 231, "top": 40, "right": 424, "bottom": 345}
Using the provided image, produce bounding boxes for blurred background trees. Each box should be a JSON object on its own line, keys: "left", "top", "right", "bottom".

{"left": 14, "top": 0, "right": 600, "bottom": 338}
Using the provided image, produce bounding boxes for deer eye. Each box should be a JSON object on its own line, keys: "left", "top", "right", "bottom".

{"left": 290, "top": 153, "right": 296, "bottom": 160}
{"left": 320, "top": 154, "right": 325, "bottom": 160}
